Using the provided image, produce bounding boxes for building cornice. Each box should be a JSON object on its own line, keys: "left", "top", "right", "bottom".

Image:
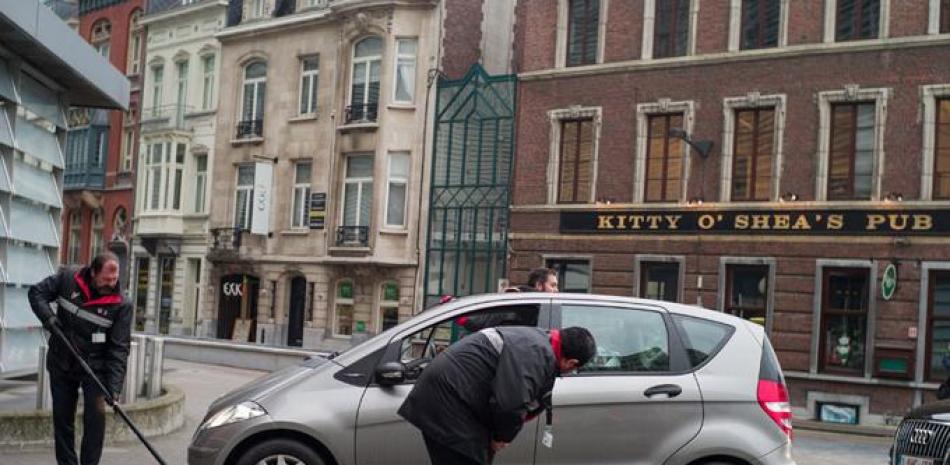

{"left": 141, "top": 0, "right": 228, "bottom": 26}
{"left": 520, "top": 34, "right": 950, "bottom": 81}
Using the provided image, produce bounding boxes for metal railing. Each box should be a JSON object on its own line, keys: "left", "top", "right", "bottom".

{"left": 210, "top": 227, "right": 242, "bottom": 251}
{"left": 235, "top": 119, "right": 264, "bottom": 139}
{"left": 336, "top": 226, "right": 369, "bottom": 247}
{"left": 140, "top": 104, "right": 195, "bottom": 133}
{"left": 344, "top": 103, "right": 378, "bottom": 124}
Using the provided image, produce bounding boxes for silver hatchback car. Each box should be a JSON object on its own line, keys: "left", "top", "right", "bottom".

{"left": 188, "top": 293, "right": 796, "bottom": 465}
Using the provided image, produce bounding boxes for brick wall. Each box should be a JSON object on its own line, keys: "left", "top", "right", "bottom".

{"left": 442, "top": 0, "right": 485, "bottom": 79}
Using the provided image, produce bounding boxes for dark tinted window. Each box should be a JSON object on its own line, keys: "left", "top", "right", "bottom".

{"left": 672, "top": 315, "right": 734, "bottom": 367}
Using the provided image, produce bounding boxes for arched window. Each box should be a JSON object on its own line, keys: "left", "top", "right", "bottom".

{"left": 128, "top": 10, "right": 143, "bottom": 74}
{"left": 90, "top": 209, "right": 104, "bottom": 258}
{"left": 113, "top": 207, "right": 128, "bottom": 241}
{"left": 239, "top": 61, "right": 267, "bottom": 138}
{"left": 333, "top": 279, "right": 355, "bottom": 337}
{"left": 68, "top": 211, "right": 82, "bottom": 264}
{"left": 348, "top": 37, "right": 381, "bottom": 122}
{"left": 91, "top": 19, "right": 111, "bottom": 60}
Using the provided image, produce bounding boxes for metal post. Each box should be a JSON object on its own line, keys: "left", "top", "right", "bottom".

{"left": 134, "top": 334, "right": 148, "bottom": 397}
{"left": 147, "top": 337, "right": 164, "bottom": 399}
{"left": 36, "top": 345, "right": 51, "bottom": 410}
{"left": 121, "top": 340, "right": 139, "bottom": 404}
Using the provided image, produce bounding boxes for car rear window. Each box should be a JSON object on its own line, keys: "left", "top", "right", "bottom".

{"left": 672, "top": 315, "right": 734, "bottom": 368}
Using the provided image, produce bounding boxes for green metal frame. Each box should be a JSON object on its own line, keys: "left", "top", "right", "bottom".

{"left": 423, "top": 64, "right": 517, "bottom": 307}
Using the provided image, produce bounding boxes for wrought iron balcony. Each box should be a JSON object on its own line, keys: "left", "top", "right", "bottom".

{"left": 235, "top": 119, "right": 264, "bottom": 139}
{"left": 210, "top": 227, "right": 242, "bottom": 251}
{"left": 140, "top": 104, "right": 194, "bottom": 134}
{"left": 336, "top": 226, "right": 369, "bottom": 247}
{"left": 344, "top": 103, "right": 378, "bottom": 124}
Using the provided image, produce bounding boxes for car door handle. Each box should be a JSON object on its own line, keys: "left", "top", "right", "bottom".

{"left": 644, "top": 384, "right": 682, "bottom": 398}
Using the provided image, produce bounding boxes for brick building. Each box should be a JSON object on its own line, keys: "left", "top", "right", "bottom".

{"left": 510, "top": 0, "right": 950, "bottom": 425}
{"left": 63, "top": 0, "right": 144, "bottom": 283}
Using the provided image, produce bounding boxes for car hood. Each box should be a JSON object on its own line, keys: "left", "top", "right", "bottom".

{"left": 906, "top": 399, "right": 950, "bottom": 422}
{"left": 205, "top": 356, "right": 335, "bottom": 419}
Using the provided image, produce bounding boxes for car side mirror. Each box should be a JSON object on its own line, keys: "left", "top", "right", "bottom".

{"left": 375, "top": 362, "right": 406, "bottom": 386}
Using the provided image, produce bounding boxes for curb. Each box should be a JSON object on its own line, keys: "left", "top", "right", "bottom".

{"left": 792, "top": 418, "right": 897, "bottom": 438}
{"left": 0, "top": 384, "right": 186, "bottom": 449}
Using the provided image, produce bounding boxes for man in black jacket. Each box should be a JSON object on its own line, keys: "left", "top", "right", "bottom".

{"left": 28, "top": 252, "right": 132, "bottom": 465}
{"left": 398, "top": 325, "right": 596, "bottom": 465}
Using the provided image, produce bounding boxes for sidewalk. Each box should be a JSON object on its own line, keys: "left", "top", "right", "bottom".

{"left": 1, "top": 359, "right": 266, "bottom": 465}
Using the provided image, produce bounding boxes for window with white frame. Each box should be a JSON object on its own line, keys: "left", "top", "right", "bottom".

{"left": 567, "top": 0, "right": 600, "bottom": 66}
{"left": 90, "top": 209, "right": 103, "bottom": 258}
{"left": 922, "top": 85, "right": 950, "bottom": 200}
{"left": 194, "top": 154, "right": 207, "bottom": 213}
{"left": 824, "top": 0, "right": 888, "bottom": 42}
{"left": 92, "top": 19, "right": 110, "bottom": 60}
{"left": 654, "top": 0, "right": 691, "bottom": 58}
{"left": 546, "top": 106, "right": 601, "bottom": 204}
{"left": 720, "top": 94, "right": 785, "bottom": 202}
{"left": 732, "top": 0, "right": 783, "bottom": 50}
{"left": 815, "top": 86, "right": 887, "bottom": 201}
{"left": 299, "top": 56, "right": 319, "bottom": 115}
{"left": 171, "top": 143, "right": 184, "bottom": 210}
{"left": 234, "top": 164, "right": 255, "bottom": 230}
{"left": 93, "top": 130, "right": 106, "bottom": 168}
{"left": 122, "top": 129, "right": 134, "bottom": 172}
{"left": 342, "top": 154, "right": 373, "bottom": 227}
{"left": 128, "top": 10, "right": 143, "bottom": 74}
{"left": 349, "top": 37, "right": 382, "bottom": 122}
{"left": 291, "top": 161, "right": 312, "bottom": 229}
{"left": 634, "top": 100, "right": 693, "bottom": 203}
{"left": 239, "top": 61, "right": 266, "bottom": 137}
{"left": 393, "top": 39, "right": 417, "bottom": 104}
{"left": 386, "top": 152, "right": 409, "bottom": 227}
{"left": 334, "top": 280, "right": 355, "bottom": 337}
{"left": 150, "top": 64, "right": 164, "bottom": 116}
{"left": 201, "top": 55, "right": 215, "bottom": 110}
{"left": 176, "top": 60, "right": 189, "bottom": 118}
{"left": 68, "top": 211, "right": 82, "bottom": 264}
{"left": 145, "top": 143, "right": 164, "bottom": 210}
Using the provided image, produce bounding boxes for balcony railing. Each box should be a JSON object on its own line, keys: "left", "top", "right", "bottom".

{"left": 344, "top": 103, "right": 378, "bottom": 124}
{"left": 140, "top": 104, "right": 194, "bottom": 133}
{"left": 235, "top": 119, "right": 264, "bottom": 139}
{"left": 336, "top": 226, "right": 369, "bottom": 247}
{"left": 210, "top": 227, "right": 242, "bottom": 251}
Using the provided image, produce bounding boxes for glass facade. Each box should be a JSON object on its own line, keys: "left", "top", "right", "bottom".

{"left": 424, "top": 64, "right": 516, "bottom": 306}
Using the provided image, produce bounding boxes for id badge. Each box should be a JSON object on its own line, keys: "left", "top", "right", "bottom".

{"left": 92, "top": 332, "right": 106, "bottom": 344}
{"left": 541, "top": 425, "right": 553, "bottom": 448}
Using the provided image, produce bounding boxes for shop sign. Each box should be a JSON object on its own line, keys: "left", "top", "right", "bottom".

{"left": 339, "top": 281, "right": 353, "bottom": 299}
{"left": 309, "top": 192, "right": 326, "bottom": 229}
{"left": 881, "top": 263, "right": 898, "bottom": 300}
{"left": 560, "top": 209, "right": 950, "bottom": 235}
{"left": 384, "top": 282, "right": 399, "bottom": 301}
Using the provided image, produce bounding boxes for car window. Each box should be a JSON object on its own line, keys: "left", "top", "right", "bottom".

{"left": 672, "top": 314, "right": 734, "bottom": 368}
{"left": 561, "top": 304, "right": 670, "bottom": 373}
{"left": 398, "top": 304, "right": 540, "bottom": 369}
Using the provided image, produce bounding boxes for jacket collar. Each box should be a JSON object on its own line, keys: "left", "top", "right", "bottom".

{"left": 74, "top": 269, "right": 122, "bottom": 307}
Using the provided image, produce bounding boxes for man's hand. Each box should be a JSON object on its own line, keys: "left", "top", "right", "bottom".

{"left": 491, "top": 441, "right": 508, "bottom": 452}
{"left": 43, "top": 315, "right": 60, "bottom": 331}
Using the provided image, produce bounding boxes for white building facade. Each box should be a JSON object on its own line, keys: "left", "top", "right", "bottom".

{"left": 133, "top": 0, "right": 225, "bottom": 336}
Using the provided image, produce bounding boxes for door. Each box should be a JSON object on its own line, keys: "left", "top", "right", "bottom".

{"left": 354, "top": 301, "right": 549, "bottom": 465}
{"left": 534, "top": 302, "right": 703, "bottom": 465}
{"left": 287, "top": 276, "right": 306, "bottom": 347}
{"left": 157, "top": 256, "right": 175, "bottom": 335}
{"left": 217, "top": 274, "right": 260, "bottom": 341}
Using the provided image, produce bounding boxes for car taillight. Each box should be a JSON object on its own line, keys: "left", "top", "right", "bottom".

{"left": 757, "top": 379, "right": 792, "bottom": 439}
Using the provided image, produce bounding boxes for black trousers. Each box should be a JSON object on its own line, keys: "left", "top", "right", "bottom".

{"left": 50, "top": 370, "right": 108, "bottom": 465}
{"left": 422, "top": 434, "right": 495, "bottom": 465}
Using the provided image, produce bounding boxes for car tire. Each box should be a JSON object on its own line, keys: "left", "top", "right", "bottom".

{"left": 235, "top": 438, "right": 326, "bottom": 465}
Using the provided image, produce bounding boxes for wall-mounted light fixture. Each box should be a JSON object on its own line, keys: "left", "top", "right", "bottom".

{"left": 779, "top": 192, "right": 799, "bottom": 202}
{"left": 884, "top": 192, "right": 904, "bottom": 202}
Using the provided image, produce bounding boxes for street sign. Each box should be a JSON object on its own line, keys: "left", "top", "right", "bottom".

{"left": 882, "top": 263, "right": 897, "bottom": 300}
{"left": 309, "top": 192, "right": 326, "bottom": 229}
